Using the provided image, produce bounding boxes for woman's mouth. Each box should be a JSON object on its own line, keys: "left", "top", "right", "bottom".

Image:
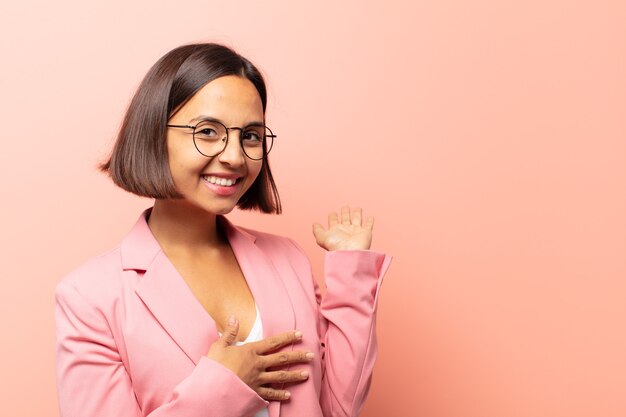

{"left": 201, "top": 175, "right": 242, "bottom": 196}
{"left": 201, "top": 175, "right": 240, "bottom": 186}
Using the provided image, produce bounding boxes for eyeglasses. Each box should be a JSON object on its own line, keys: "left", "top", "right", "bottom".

{"left": 167, "top": 118, "right": 276, "bottom": 160}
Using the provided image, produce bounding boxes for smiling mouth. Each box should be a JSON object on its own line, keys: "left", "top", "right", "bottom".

{"left": 201, "top": 175, "right": 241, "bottom": 187}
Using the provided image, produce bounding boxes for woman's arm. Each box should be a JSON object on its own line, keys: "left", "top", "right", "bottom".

{"left": 285, "top": 238, "right": 392, "bottom": 417}
{"left": 54, "top": 282, "right": 267, "bottom": 417}
{"left": 298, "top": 206, "right": 393, "bottom": 416}
{"left": 317, "top": 249, "right": 392, "bottom": 417}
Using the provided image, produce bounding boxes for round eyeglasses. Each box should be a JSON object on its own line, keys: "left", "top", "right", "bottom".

{"left": 167, "top": 118, "right": 276, "bottom": 160}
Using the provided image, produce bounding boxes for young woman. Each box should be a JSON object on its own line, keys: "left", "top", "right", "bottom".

{"left": 54, "top": 42, "right": 392, "bottom": 417}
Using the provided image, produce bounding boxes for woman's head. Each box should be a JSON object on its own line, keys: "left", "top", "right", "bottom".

{"left": 99, "top": 43, "right": 281, "bottom": 214}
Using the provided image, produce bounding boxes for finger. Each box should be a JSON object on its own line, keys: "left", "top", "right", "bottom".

{"left": 217, "top": 315, "right": 239, "bottom": 347}
{"left": 256, "top": 386, "right": 291, "bottom": 401}
{"left": 262, "top": 350, "right": 314, "bottom": 368}
{"left": 312, "top": 223, "right": 326, "bottom": 241}
{"left": 328, "top": 211, "right": 338, "bottom": 228}
{"left": 365, "top": 216, "right": 374, "bottom": 230}
{"left": 341, "top": 206, "right": 351, "bottom": 225}
{"left": 352, "top": 207, "right": 362, "bottom": 226}
{"left": 258, "top": 369, "right": 309, "bottom": 385}
{"left": 251, "top": 330, "right": 302, "bottom": 354}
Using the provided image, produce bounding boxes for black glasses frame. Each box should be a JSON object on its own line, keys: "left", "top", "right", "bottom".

{"left": 166, "top": 118, "right": 276, "bottom": 160}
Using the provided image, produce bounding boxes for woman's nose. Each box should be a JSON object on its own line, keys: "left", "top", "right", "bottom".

{"left": 217, "top": 129, "right": 246, "bottom": 166}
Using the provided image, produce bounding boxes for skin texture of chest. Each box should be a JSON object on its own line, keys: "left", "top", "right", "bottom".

{"left": 167, "top": 245, "right": 257, "bottom": 343}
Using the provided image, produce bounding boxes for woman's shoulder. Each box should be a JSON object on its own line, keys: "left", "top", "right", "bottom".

{"left": 234, "top": 223, "right": 308, "bottom": 257}
{"left": 55, "top": 244, "right": 127, "bottom": 309}
{"left": 231, "top": 223, "right": 315, "bottom": 279}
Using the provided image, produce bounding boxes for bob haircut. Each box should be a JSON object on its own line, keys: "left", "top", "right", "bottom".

{"left": 98, "top": 43, "right": 281, "bottom": 214}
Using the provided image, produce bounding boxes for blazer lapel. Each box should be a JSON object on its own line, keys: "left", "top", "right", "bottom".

{"left": 220, "top": 215, "right": 295, "bottom": 417}
{"left": 137, "top": 252, "right": 218, "bottom": 364}
{"left": 219, "top": 215, "right": 296, "bottom": 344}
{"left": 124, "top": 208, "right": 216, "bottom": 365}
{"left": 121, "top": 208, "right": 296, "bottom": 397}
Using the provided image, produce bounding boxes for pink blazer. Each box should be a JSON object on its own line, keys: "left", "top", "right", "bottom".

{"left": 55, "top": 207, "right": 392, "bottom": 417}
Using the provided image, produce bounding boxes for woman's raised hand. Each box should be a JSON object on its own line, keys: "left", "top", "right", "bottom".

{"left": 312, "top": 205, "right": 374, "bottom": 251}
{"left": 206, "top": 316, "right": 313, "bottom": 401}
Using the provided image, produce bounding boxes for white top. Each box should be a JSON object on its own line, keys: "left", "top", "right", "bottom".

{"left": 233, "top": 303, "right": 264, "bottom": 346}
{"left": 218, "top": 303, "right": 269, "bottom": 417}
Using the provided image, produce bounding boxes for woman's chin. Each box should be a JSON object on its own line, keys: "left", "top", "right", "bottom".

{"left": 208, "top": 205, "right": 236, "bottom": 216}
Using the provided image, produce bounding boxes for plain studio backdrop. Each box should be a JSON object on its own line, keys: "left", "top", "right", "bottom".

{"left": 0, "top": 1, "right": 624, "bottom": 416}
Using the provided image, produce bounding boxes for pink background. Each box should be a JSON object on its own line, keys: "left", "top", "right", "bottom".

{"left": 1, "top": 1, "right": 625, "bottom": 416}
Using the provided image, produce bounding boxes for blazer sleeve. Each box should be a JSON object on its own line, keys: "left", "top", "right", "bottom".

{"left": 54, "top": 281, "right": 268, "bottom": 417}
{"left": 286, "top": 239, "right": 393, "bottom": 417}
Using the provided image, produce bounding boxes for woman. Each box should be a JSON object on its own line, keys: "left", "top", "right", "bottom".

{"left": 54, "top": 42, "right": 392, "bottom": 417}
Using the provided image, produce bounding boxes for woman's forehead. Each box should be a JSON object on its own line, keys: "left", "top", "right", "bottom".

{"left": 178, "top": 75, "right": 264, "bottom": 123}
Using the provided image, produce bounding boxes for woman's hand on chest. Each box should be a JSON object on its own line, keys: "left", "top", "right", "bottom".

{"left": 206, "top": 317, "right": 315, "bottom": 401}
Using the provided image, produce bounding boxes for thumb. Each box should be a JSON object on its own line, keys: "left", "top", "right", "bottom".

{"left": 218, "top": 315, "right": 239, "bottom": 347}
{"left": 312, "top": 223, "right": 326, "bottom": 241}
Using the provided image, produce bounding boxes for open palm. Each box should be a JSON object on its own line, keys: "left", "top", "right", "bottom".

{"left": 312, "top": 206, "right": 374, "bottom": 251}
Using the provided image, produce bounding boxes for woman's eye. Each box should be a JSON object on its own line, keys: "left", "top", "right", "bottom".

{"left": 197, "top": 128, "right": 217, "bottom": 137}
{"left": 243, "top": 131, "right": 262, "bottom": 142}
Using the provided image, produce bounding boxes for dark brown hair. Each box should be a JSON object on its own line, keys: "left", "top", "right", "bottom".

{"left": 98, "top": 43, "right": 281, "bottom": 214}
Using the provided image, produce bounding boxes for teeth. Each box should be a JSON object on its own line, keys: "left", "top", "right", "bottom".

{"left": 203, "top": 175, "right": 238, "bottom": 186}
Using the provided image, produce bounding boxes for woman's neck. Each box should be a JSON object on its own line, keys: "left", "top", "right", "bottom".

{"left": 147, "top": 199, "right": 227, "bottom": 256}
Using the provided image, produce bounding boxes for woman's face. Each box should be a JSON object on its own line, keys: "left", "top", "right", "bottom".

{"left": 165, "top": 75, "right": 265, "bottom": 215}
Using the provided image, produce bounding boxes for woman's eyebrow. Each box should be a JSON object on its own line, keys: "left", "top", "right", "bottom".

{"left": 189, "top": 115, "right": 264, "bottom": 127}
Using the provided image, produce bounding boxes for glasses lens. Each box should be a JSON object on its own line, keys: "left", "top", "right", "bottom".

{"left": 242, "top": 126, "right": 273, "bottom": 160}
{"left": 193, "top": 120, "right": 227, "bottom": 156}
